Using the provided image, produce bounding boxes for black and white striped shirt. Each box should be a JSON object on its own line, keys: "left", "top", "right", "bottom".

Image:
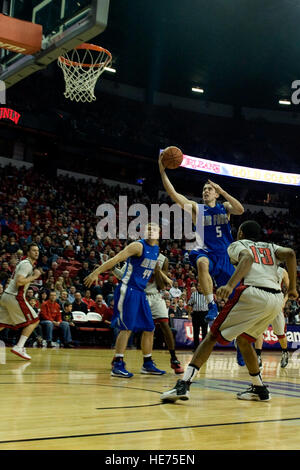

{"left": 188, "top": 291, "right": 208, "bottom": 312}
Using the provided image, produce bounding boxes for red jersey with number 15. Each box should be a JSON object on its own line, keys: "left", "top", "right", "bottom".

{"left": 228, "top": 239, "right": 282, "bottom": 290}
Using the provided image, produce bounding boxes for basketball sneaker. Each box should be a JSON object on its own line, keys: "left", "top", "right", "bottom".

{"left": 205, "top": 302, "right": 218, "bottom": 323}
{"left": 111, "top": 359, "right": 133, "bottom": 378}
{"left": 160, "top": 379, "right": 190, "bottom": 402}
{"left": 141, "top": 360, "right": 166, "bottom": 375}
{"left": 237, "top": 384, "right": 270, "bottom": 401}
{"left": 10, "top": 345, "right": 31, "bottom": 361}
{"left": 280, "top": 351, "right": 289, "bottom": 368}
{"left": 170, "top": 359, "right": 184, "bottom": 374}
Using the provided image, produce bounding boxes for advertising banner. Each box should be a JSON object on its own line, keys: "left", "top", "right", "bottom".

{"left": 173, "top": 319, "right": 300, "bottom": 350}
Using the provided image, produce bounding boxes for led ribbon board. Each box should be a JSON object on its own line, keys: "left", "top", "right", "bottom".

{"left": 179, "top": 153, "right": 300, "bottom": 186}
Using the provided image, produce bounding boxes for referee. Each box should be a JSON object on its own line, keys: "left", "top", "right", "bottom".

{"left": 188, "top": 286, "right": 209, "bottom": 351}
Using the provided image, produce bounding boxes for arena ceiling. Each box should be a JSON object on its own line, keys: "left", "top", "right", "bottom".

{"left": 95, "top": 0, "right": 300, "bottom": 110}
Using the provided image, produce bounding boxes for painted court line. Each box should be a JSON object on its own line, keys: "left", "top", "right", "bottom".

{"left": 0, "top": 416, "right": 299, "bottom": 445}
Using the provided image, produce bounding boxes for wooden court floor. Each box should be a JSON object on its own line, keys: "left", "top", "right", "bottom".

{"left": 0, "top": 346, "right": 299, "bottom": 450}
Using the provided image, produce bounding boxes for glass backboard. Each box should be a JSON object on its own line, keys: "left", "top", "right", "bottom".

{"left": 0, "top": 0, "right": 110, "bottom": 87}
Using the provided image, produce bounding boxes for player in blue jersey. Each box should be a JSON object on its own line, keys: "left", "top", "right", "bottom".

{"left": 159, "top": 153, "right": 245, "bottom": 363}
{"left": 84, "top": 223, "right": 172, "bottom": 378}
{"left": 159, "top": 154, "right": 244, "bottom": 321}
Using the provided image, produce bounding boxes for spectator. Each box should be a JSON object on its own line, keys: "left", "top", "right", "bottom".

{"left": 61, "top": 301, "right": 75, "bottom": 327}
{"left": 58, "top": 290, "right": 69, "bottom": 310}
{"left": 39, "top": 291, "right": 74, "bottom": 348}
{"left": 169, "top": 281, "right": 182, "bottom": 299}
{"left": 72, "top": 276, "right": 84, "bottom": 293}
{"left": 61, "top": 270, "right": 73, "bottom": 289}
{"left": 55, "top": 279, "right": 64, "bottom": 299}
{"left": 68, "top": 286, "right": 76, "bottom": 303}
{"left": 39, "top": 290, "right": 49, "bottom": 305}
{"left": 102, "top": 274, "right": 117, "bottom": 304}
{"left": 39, "top": 255, "right": 50, "bottom": 273}
{"left": 82, "top": 289, "right": 96, "bottom": 311}
{"left": 78, "top": 261, "right": 91, "bottom": 284}
{"left": 175, "top": 299, "right": 188, "bottom": 318}
{"left": 26, "top": 287, "right": 35, "bottom": 302}
{"left": 91, "top": 295, "right": 110, "bottom": 318}
{"left": 72, "top": 292, "right": 88, "bottom": 314}
{"left": 5, "top": 236, "right": 20, "bottom": 254}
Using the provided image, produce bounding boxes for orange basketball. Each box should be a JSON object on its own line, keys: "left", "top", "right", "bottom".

{"left": 161, "top": 146, "right": 183, "bottom": 169}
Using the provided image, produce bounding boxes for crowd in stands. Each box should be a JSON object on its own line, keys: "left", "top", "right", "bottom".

{"left": 0, "top": 163, "right": 299, "bottom": 348}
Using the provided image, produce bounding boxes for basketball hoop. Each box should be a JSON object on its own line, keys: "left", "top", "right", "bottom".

{"left": 58, "top": 43, "right": 112, "bottom": 103}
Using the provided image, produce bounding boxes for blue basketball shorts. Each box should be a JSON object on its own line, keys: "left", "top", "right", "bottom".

{"left": 189, "top": 249, "right": 235, "bottom": 288}
{"left": 111, "top": 284, "right": 155, "bottom": 332}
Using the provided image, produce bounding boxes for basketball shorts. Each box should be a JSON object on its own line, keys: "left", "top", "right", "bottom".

{"left": 112, "top": 284, "right": 155, "bottom": 332}
{"left": 147, "top": 293, "right": 169, "bottom": 322}
{"left": 0, "top": 290, "right": 39, "bottom": 329}
{"left": 189, "top": 249, "right": 235, "bottom": 288}
{"left": 271, "top": 311, "right": 286, "bottom": 338}
{"left": 210, "top": 285, "right": 284, "bottom": 344}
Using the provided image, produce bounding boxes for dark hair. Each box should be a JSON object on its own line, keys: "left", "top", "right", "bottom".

{"left": 27, "top": 243, "right": 39, "bottom": 252}
{"left": 64, "top": 301, "right": 71, "bottom": 309}
{"left": 239, "top": 220, "right": 261, "bottom": 241}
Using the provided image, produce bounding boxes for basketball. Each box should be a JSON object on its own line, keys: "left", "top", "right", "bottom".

{"left": 161, "top": 146, "right": 183, "bottom": 169}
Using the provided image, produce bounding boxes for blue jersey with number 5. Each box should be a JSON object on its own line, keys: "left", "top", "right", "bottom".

{"left": 196, "top": 203, "right": 233, "bottom": 254}
{"left": 121, "top": 239, "right": 159, "bottom": 291}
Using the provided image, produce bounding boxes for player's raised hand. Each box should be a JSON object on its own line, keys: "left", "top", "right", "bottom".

{"left": 216, "top": 284, "right": 233, "bottom": 302}
{"left": 207, "top": 180, "right": 224, "bottom": 196}
{"left": 84, "top": 272, "right": 99, "bottom": 288}
{"left": 165, "top": 276, "right": 173, "bottom": 288}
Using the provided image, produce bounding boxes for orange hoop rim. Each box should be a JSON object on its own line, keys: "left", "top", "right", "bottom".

{"left": 58, "top": 43, "right": 112, "bottom": 68}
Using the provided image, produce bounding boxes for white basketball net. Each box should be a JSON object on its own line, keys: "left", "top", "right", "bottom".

{"left": 58, "top": 45, "right": 112, "bottom": 103}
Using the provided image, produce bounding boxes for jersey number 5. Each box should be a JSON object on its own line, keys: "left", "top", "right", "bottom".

{"left": 216, "top": 226, "right": 222, "bottom": 238}
{"left": 250, "top": 246, "right": 274, "bottom": 265}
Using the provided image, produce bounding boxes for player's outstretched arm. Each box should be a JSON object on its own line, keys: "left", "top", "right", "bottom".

{"left": 216, "top": 250, "right": 253, "bottom": 301}
{"left": 208, "top": 180, "right": 244, "bottom": 215}
{"left": 275, "top": 247, "right": 298, "bottom": 300}
{"left": 159, "top": 151, "right": 197, "bottom": 218}
{"left": 84, "top": 242, "right": 143, "bottom": 288}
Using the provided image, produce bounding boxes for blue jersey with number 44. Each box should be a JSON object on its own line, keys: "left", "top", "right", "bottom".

{"left": 120, "top": 239, "right": 159, "bottom": 291}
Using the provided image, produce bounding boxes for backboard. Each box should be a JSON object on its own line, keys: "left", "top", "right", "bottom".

{"left": 0, "top": 0, "right": 110, "bottom": 88}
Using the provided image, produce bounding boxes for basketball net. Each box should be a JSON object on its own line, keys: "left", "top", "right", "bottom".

{"left": 58, "top": 44, "right": 112, "bottom": 103}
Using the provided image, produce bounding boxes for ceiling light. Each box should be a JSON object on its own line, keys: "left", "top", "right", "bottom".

{"left": 104, "top": 66, "right": 116, "bottom": 73}
{"left": 279, "top": 100, "right": 291, "bottom": 105}
{"left": 192, "top": 87, "right": 204, "bottom": 93}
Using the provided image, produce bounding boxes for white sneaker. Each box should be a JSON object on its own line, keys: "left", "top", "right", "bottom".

{"left": 11, "top": 346, "right": 31, "bottom": 360}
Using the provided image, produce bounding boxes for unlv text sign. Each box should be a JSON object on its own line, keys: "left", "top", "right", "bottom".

{"left": 0, "top": 107, "right": 21, "bottom": 124}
